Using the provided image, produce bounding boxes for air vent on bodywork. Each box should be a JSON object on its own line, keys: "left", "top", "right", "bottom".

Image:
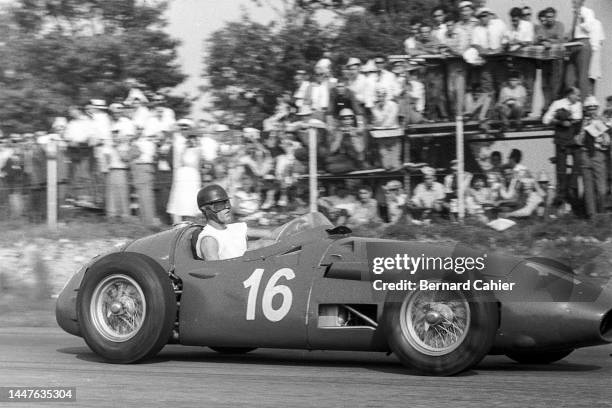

{"left": 601, "top": 310, "right": 612, "bottom": 341}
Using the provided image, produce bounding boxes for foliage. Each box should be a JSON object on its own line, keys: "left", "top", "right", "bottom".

{"left": 0, "top": 0, "right": 187, "bottom": 134}
{"left": 203, "top": 0, "right": 458, "bottom": 125}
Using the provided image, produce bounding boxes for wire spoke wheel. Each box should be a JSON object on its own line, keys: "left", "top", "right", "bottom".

{"left": 91, "top": 274, "right": 146, "bottom": 342}
{"left": 400, "top": 290, "right": 470, "bottom": 356}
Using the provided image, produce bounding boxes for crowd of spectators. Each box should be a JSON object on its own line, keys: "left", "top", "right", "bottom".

{"left": 0, "top": 0, "right": 610, "bottom": 229}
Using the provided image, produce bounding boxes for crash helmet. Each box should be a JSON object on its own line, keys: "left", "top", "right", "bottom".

{"left": 197, "top": 184, "right": 230, "bottom": 210}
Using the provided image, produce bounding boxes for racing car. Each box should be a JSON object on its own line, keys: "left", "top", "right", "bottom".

{"left": 56, "top": 212, "right": 612, "bottom": 376}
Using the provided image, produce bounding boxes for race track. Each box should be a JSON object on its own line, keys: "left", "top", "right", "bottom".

{"left": 1, "top": 327, "right": 610, "bottom": 408}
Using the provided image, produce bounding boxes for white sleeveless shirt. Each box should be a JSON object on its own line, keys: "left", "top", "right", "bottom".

{"left": 196, "top": 222, "right": 248, "bottom": 260}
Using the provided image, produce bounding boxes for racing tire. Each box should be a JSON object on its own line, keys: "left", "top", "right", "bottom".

{"left": 209, "top": 347, "right": 257, "bottom": 354}
{"left": 77, "top": 252, "right": 177, "bottom": 363}
{"left": 506, "top": 349, "right": 574, "bottom": 364}
{"left": 383, "top": 287, "right": 498, "bottom": 376}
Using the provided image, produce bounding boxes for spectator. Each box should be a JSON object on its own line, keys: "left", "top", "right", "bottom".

{"left": 64, "top": 105, "right": 95, "bottom": 204}
{"left": 497, "top": 71, "right": 527, "bottom": 131}
{"left": 504, "top": 7, "right": 535, "bottom": 114}
{"left": 490, "top": 151, "right": 503, "bottom": 174}
{"left": 586, "top": 9, "right": 605, "bottom": 94}
{"left": 22, "top": 133, "right": 47, "bottom": 223}
{"left": 131, "top": 128, "right": 159, "bottom": 227}
{"left": 466, "top": 174, "right": 495, "bottom": 221}
{"left": 566, "top": 0, "right": 595, "bottom": 99}
{"left": 86, "top": 99, "right": 111, "bottom": 207}
{"left": 344, "top": 58, "right": 369, "bottom": 109}
{"left": 327, "top": 80, "right": 364, "bottom": 130}
{"left": 371, "top": 87, "right": 401, "bottom": 170}
{"left": 293, "top": 69, "right": 311, "bottom": 111}
{"left": 415, "top": 24, "right": 448, "bottom": 121}
{"left": 368, "top": 56, "right": 401, "bottom": 103}
{"left": 471, "top": 7, "right": 507, "bottom": 102}
{"left": 382, "top": 180, "right": 407, "bottom": 223}
{"left": 305, "top": 66, "right": 335, "bottom": 120}
{"left": 504, "top": 178, "right": 545, "bottom": 218}
{"left": 411, "top": 166, "right": 446, "bottom": 218}
{"left": 431, "top": 6, "right": 448, "bottom": 43}
{"left": 580, "top": 96, "right": 610, "bottom": 218}
{"left": 102, "top": 129, "right": 131, "bottom": 221}
{"left": 327, "top": 108, "right": 367, "bottom": 173}
{"left": 457, "top": 1, "right": 478, "bottom": 38}
{"left": 270, "top": 138, "right": 301, "bottom": 209}
{"left": 128, "top": 93, "right": 150, "bottom": 131}
{"left": 534, "top": 7, "right": 566, "bottom": 111}
{"left": 232, "top": 165, "right": 261, "bottom": 218}
{"left": 2, "top": 134, "right": 26, "bottom": 218}
{"left": 543, "top": 87, "right": 583, "bottom": 202}
{"left": 497, "top": 164, "right": 520, "bottom": 207}
{"left": 464, "top": 82, "right": 492, "bottom": 127}
{"left": 398, "top": 65, "right": 425, "bottom": 126}
{"left": 166, "top": 131, "right": 202, "bottom": 223}
{"left": 441, "top": 15, "right": 470, "bottom": 117}
{"left": 349, "top": 185, "right": 381, "bottom": 227}
{"left": 404, "top": 19, "right": 422, "bottom": 56}
{"left": 521, "top": 6, "right": 533, "bottom": 23}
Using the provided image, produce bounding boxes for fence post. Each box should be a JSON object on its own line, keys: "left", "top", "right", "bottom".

{"left": 456, "top": 115, "right": 465, "bottom": 221}
{"left": 308, "top": 125, "right": 318, "bottom": 213}
{"left": 46, "top": 140, "right": 58, "bottom": 229}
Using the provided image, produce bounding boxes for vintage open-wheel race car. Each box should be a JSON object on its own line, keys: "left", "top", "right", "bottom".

{"left": 56, "top": 212, "right": 612, "bottom": 375}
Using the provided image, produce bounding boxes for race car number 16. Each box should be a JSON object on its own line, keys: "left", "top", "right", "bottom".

{"left": 243, "top": 268, "right": 295, "bottom": 322}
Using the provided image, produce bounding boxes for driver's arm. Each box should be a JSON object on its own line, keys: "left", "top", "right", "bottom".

{"left": 200, "top": 236, "right": 220, "bottom": 261}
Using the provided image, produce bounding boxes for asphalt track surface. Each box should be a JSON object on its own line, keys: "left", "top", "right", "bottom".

{"left": 0, "top": 327, "right": 610, "bottom": 408}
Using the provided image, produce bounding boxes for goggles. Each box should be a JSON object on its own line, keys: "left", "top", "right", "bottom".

{"left": 208, "top": 199, "right": 231, "bottom": 212}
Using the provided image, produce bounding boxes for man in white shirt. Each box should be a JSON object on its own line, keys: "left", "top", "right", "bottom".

{"left": 293, "top": 69, "right": 311, "bottom": 109}
{"left": 497, "top": 71, "right": 527, "bottom": 131}
{"left": 306, "top": 66, "right": 334, "bottom": 120}
{"left": 470, "top": 7, "right": 507, "bottom": 106}
{"left": 411, "top": 166, "right": 446, "bottom": 217}
{"left": 404, "top": 19, "right": 422, "bottom": 56}
{"left": 431, "top": 6, "right": 448, "bottom": 43}
{"left": 542, "top": 87, "right": 583, "bottom": 201}
{"left": 567, "top": 0, "right": 594, "bottom": 99}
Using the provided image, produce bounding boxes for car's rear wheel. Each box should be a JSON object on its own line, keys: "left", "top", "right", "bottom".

{"left": 383, "top": 287, "right": 498, "bottom": 376}
{"left": 506, "top": 349, "right": 574, "bottom": 364}
{"left": 209, "top": 347, "right": 257, "bottom": 354}
{"left": 77, "top": 253, "right": 176, "bottom": 363}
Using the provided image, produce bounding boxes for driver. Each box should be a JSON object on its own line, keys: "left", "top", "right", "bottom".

{"left": 196, "top": 184, "right": 248, "bottom": 260}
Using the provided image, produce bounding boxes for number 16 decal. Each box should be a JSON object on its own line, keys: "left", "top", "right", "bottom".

{"left": 243, "top": 268, "right": 295, "bottom": 322}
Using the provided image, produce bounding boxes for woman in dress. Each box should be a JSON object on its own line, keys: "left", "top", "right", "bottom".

{"left": 166, "top": 132, "right": 202, "bottom": 223}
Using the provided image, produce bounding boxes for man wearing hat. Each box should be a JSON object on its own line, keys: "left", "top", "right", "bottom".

{"left": 344, "top": 57, "right": 368, "bottom": 111}
{"left": 457, "top": 1, "right": 478, "bottom": 37}
{"left": 327, "top": 80, "right": 364, "bottom": 130}
{"left": 580, "top": 96, "right": 609, "bottom": 217}
{"left": 327, "top": 108, "right": 366, "bottom": 173}
{"left": 543, "top": 87, "right": 583, "bottom": 203}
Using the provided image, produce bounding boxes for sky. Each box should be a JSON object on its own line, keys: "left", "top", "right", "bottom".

{"left": 165, "top": 0, "right": 276, "bottom": 119}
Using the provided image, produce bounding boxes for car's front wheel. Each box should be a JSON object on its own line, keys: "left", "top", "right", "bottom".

{"left": 383, "top": 287, "right": 498, "bottom": 376}
{"left": 77, "top": 253, "right": 177, "bottom": 363}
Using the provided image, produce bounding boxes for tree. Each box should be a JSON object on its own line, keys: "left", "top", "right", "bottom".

{"left": 203, "top": 0, "right": 455, "bottom": 126}
{"left": 0, "top": 0, "right": 188, "bottom": 134}
{"left": 203, "top": 12, "right": 333, "bottom": 127}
